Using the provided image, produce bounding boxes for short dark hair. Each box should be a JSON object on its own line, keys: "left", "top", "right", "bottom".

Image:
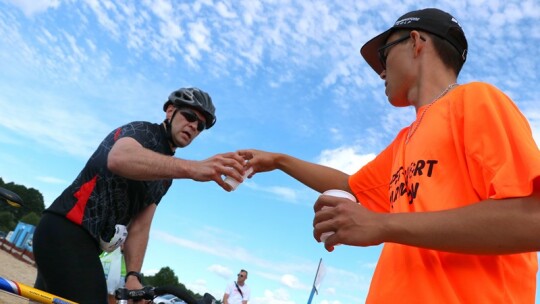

{"left": 392, "top": 29, "right": 464, "bottom": 76}
{"left": 427, "top": 30, "right": 465, "bottom": 76}
{"left": 240, "top": 269, "right": 248, "bottom": 275}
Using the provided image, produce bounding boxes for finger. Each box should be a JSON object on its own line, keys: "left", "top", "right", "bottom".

{"left": 237, "top": 149, "right": 254, "bottom": 160}
{"left": 215, "top": 175, "right": 234, "bottom": 192}
{"left": 245, "top": 164, "right": 256, "bottom": 178}
{"left": 313, "top": 195, "right": 336, "bottom": 212}
{"left": 325, "top": 243, "right": 335, "bottom": 252}
{"left": 220, "top": 166, "right": 244, "bottom": 183}
{"left": 222, "top": 156, "right": 247, "bottom": 175}
{"left": 313, "top": 227, "right": 336, "bottom": 252}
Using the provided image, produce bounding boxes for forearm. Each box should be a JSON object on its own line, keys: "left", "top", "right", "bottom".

{"left": 383, "top": 193, "right": 540, "bottom": 254}
{"left": 123, "top": 232, "right": 149, "bottom": 273}
{"left": 108, "top": 137, "right": 195, "bottom": 180}
{"left": 123, "top": 204, "right": 155, "bottom": 275}
{"left": 274, "top": 153, "right": 350, "bottom": 193}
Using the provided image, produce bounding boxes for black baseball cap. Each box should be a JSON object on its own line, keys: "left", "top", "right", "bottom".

{"left": 360, "top": 8, "right": 468, "bottom": 74}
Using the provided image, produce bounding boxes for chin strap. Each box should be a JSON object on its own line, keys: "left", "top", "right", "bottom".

{"left": 164, "top": 110, "right": 179, "bottom": 148}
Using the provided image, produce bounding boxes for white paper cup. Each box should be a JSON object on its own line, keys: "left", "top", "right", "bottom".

{"left": 322, "top": 189, "right": 357, "bottom": 202}
{"left": 320, "top": 189, "right": 357, "bottom": 243}
{"left": 224, "top": 167, "right": 254, "bottom": 191}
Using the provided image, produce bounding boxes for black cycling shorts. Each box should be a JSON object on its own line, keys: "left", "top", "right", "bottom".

{"left": 33, "top": 213, "right": 108, "bottom": 303}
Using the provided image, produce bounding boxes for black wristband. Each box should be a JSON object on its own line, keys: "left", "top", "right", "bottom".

{"left": 125, "top": 271, "right": 143, "bottom": 283}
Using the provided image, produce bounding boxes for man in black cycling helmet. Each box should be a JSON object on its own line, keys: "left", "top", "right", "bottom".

{"left": 32, "top": 87, "right": 247, "bottom": 303}
{"left": 163, "top": 87, "right": 217, "bottom": 148}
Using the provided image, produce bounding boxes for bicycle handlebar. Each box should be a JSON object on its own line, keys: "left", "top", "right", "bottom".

{"left": 115, "top": 285, "right": 216, "bottom": 304}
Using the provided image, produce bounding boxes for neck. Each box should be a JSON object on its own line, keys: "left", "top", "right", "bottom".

{"left": 162, "top": 121, "right": 178, "bottom": 152}
{"left": 413, "top": 81, "right": 458, "bottom": 110}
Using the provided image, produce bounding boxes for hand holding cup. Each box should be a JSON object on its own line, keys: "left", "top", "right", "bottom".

{"left": 318, "top": 189, "right": 357, "bottom": 244}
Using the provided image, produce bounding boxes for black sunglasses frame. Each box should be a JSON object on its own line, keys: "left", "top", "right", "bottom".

{"left": 377, "top": 35, "right": 411, "bottom": 71}
{"left": 377, "top": 33, "right": 427, "bottom": 71}
{"left": 178, "top": 109, "right": 206, "bottom": 132}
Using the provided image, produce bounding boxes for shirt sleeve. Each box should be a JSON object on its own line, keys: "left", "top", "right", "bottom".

{"left": 456, "top": 82, "right": 540, "bottom": 199}
{"left": 224, "top": 282, "right": 232, "bottom": 295}
{"left": 113, "top": 121, "right": 160, "bottom": 149}
{"left": 349, "top": 133, "right": 404, "bottom": 213}
{"left": 244, "top": 286, "right": 251, "bottom": 300}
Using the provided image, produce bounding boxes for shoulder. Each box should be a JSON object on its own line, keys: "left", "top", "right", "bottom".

{"left": 449, "top": 82, "right": 519, "bottom": 113}
{"left": 121, "top": 121, "right": 159, "bottom": 129}
{"left": 456, "top": 82, "right": 510, "bottom": 101}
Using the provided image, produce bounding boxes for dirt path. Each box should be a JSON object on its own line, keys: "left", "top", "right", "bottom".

{"left": 0, "top": 249, "right": 37, "bottom": 304}
{"left": 0, "top": 247, "right": 38, "bottom": 303}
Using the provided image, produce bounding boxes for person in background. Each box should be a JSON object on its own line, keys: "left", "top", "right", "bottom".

{"left": 240, "top": 8, "right": 540, "bottom": 303}
{"left": 32, "top": 87, "right": 247, "bottom": 303}
{"left": 223, "top": 269, "right": 250, "bottom": 304}
{"left": 99, "top": 245, "right": 126, "bottom": 304}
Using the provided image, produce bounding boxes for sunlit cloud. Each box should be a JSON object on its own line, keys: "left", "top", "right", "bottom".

{"left": 35, "top": 176, "right": 68, "bottom": 185}
{"left": 317, "top": 146, "right": 376, "bottom": 175}
{"left": 208, "top": 264, "right": 233, "bottom": 279}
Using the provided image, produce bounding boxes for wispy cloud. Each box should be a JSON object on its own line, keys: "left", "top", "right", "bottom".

{"left": 317, "top": 147, "right": 376, "bottom": 175}
{"left": 208, "top": 264, "right": 233, "bottom": 279}
{"left": 35, "top": 176, "right": 68, "bottom": 185}
{"left": 3, "top": 0, "right": 60, "bottom": 17}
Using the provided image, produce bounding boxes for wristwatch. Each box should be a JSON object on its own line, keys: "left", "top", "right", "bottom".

{"left": 125, "top": 271, "right": 143, "bottom": 283}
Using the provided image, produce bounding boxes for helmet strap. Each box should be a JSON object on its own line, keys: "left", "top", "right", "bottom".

{"left": 164, "top": 110, "right": 179, "bottom": 148}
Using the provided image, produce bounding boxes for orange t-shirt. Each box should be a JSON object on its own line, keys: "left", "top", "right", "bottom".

{"left": 349, "top": 82, "right": 540, "bottom": 303}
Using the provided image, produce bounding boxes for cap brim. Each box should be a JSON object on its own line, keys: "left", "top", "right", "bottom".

{"left": 360, "top": 29, "right": 393, "bottom": 75}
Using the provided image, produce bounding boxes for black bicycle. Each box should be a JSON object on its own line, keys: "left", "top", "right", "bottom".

{"left": 0, "top": 186, "right": 216, "bottom": 304}
{"left": 115, "top": 285, "right": 216, "bottom": 304}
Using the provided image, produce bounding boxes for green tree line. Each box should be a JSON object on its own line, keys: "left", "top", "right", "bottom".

{"left": 0, "top": 178, "right": 44, "bottom": 232}
{"left": 143, "top": 267, "right": 222, "bottom": 303}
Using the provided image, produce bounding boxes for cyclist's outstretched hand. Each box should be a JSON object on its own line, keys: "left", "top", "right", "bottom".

{"left": 190, "top": 152, "right": 247, "bottom": 191}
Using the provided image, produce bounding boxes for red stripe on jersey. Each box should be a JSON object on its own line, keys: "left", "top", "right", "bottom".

{"left": 66, "top": 176, "right": 98, "bottom": 225}
{"left": 114, "top": 127, "right": 122, "bottom": 141}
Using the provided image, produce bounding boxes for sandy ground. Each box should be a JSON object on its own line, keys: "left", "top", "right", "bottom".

{"left": 0, "top": 247, "right": 37, "bottom": 304}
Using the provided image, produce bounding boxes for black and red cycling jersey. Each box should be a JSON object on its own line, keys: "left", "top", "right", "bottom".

{"left": 46, "top": 121, "right": 174, "bottom": 243}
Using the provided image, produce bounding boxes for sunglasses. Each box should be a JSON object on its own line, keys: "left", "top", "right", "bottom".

{"left": 179, "top": 110, "right": 206, "bottom": 132}
{"left": 377, "top": 33, "right": 426, "bottom": 70}
{"left": 377, "top": 35, "right": 410, "bottom": 70}
{"left": 237, "top": 274, "right": 245, "bottom": 278}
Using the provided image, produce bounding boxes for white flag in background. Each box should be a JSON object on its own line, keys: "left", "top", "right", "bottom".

{"left": 314, "top": 259, "right": 327, "bottom": 293}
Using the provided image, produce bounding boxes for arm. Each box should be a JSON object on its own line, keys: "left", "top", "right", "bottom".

{"left": 314, "top": 190, "right": 540, "bottom": 254}
{"left": 222, "top": 293, "right": 229, "bottom": 304}
{"left": 239, "top": 149, "right": 350, "bottom": 193}
{"left": 108, "top": 137, "right": 246, "bottom": 190}
{"left": 122, "top": 203, "right": 156, "bottom": 290}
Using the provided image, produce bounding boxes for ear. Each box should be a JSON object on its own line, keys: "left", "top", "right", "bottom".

{"left": 165, "top": 105, "right": 176, "bottom": 120}
{"left": 410, "top": 30, "right": 426, "bottom": 58}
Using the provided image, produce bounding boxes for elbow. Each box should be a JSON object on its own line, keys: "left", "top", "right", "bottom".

{"left": 107, "top": 150, "right": 125, "bottom": 175}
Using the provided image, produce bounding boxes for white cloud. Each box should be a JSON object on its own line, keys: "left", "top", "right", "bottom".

{"left": 281, "top": 274, "right": 308, "bottom": 290}
{"left": 252, "top": 288, "right": 295, "bottom": 304}
{"left": 84, "top": 0, "right": 120, "bottom": 38}
{"left": 317, "top": 146, "right": 376, "bottom": 175}
{"left": 3, "top": 0, "right": 60, "bottom": 17}
{"left": 244, "top": 182, "right": 302, "bottom": 204}
{"left": 186, "top": 278, "right": 210, "bottom": 297}
{"left": 215, "top": 1, "right": 237, "bottom": 19}
{"left": 208, "top": 264, "right": 233, "bottom": 279}
{"left": 35, "top": 176, "right": 68, "bottom": 185}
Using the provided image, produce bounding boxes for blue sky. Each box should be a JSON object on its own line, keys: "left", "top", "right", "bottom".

{"left": 0, "top": 0, "right": 539, "bottom": 303}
